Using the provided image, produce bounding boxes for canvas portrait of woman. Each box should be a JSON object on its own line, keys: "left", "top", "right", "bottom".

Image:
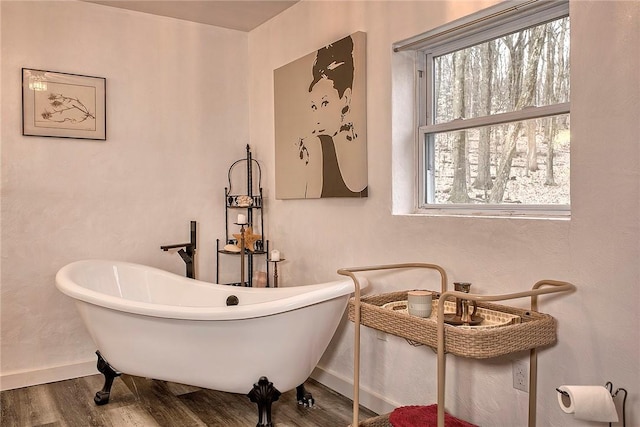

{"left": 274, "top": 32, "right": 367, "bottom": 199}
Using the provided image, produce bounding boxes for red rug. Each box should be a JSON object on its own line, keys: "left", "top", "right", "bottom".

{"left": 389, "top": 404, "right": 478, "bottom": 427}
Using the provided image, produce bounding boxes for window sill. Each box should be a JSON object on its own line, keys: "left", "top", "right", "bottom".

{"left": 409, "top": 206, "right": 571, "bottom": 220}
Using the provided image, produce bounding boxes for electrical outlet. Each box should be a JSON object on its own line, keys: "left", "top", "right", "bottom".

{"left": 513, "top": 361, "right": 529, "bottom": 392}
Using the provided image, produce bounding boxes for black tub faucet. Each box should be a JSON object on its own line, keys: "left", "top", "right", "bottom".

{"left": 161, "top": 221, "right": 197, "bottom": 279}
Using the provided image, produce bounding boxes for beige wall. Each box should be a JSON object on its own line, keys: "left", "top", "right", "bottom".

{"left": 1, "top": 0, "right": 638, "bottom": 425}
{"left": 249, "top": 1, "right": 639, "bottom": 426}
{"left": 1, "top": 1, "right": 249, "bottom": 383}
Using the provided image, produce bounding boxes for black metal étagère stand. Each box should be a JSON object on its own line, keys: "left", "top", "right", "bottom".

{"left": 216, "top": 145, "right": 269, "bottom": 287}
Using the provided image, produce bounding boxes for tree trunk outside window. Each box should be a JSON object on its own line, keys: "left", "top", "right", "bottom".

{"left": 449, "top": 49, "right": 470, "bottom": 203}
{"left": 473, "top": 41, "right": 494, "bottom": 192}
{"left": 490, "top": 26, "right": 546, "bottom": 203}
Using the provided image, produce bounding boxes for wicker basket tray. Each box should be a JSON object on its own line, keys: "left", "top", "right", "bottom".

{"left": 381, "top": 299, "right": 521, "bottom": 330}
{"left": 348, "top": 291, "right": 557, "bottom": 359}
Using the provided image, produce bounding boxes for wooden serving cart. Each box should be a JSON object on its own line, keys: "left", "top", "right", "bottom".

{"left": 338, "top": 263, "right": 575, "bottom": 427}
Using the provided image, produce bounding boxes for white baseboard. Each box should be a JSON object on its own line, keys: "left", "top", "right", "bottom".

{"left": 310, "top": 365, "right": 399, "bottom": 416}
{"left": 0, "top": 359, "right": 97, "bottom": 391}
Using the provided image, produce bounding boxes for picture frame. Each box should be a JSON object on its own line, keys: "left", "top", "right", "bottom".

{"left": 274, "top": 32, "right": 367, "bottom": 199}
{"left": 22, "top": 68, "right": 106, "bottom": 140}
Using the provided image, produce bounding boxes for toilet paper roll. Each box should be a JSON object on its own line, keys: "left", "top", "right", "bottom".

{"left": 557, "top": 385, "right": 618, "bottom": 422}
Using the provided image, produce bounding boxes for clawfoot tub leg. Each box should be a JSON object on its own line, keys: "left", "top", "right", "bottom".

{"left": 94, "top": 351, "right": 121, "bottom": 405}
{"left": 296, "top": 383, "right": 314, "bottom": 407}
{"left": 247, "top": 376, "right": 281, "bottom": 427}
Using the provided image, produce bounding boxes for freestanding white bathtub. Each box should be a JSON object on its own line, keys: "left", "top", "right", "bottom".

{"left": 56, "top": 259, "right": 364, "bottom": 423}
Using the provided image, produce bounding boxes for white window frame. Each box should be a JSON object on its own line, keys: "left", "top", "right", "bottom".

{"left": 396, "top": 0, "right": 570, "bottom": 219}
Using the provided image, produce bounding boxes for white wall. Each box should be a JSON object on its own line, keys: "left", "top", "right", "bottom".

{"left": 249, "top": 1, "right": 639, "bottom": 426}
{"left": 1, "top": 1, "right": 249, "bottom": 386}
{"left": 1, "top": 1, "right": 638, "bottom": 425}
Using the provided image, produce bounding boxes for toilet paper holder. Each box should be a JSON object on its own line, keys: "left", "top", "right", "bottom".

{"left": 556, "top": 382, "right": 627, "bottom": 427}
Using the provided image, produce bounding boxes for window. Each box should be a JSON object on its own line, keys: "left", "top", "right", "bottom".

{"left": 402, "top": 1, "right": 570, "bottom": 217}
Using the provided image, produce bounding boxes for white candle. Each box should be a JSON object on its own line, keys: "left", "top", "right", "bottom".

{"left": 270, "top": 249, "right": 280, "bottom": 261}
{"left": 237, "top": 213, "right": 246, "bottom": 224}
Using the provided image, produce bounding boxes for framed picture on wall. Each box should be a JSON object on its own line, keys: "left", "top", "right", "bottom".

{"left": 274, "top": 32, "right": 368, "bottom": 199}
{"left": 22, "top": 68, "right": 106, "bottom": 140}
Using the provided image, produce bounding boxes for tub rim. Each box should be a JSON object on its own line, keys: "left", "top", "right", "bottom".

{"left": 56, "top": 259, "right": 364, "bottom": 321}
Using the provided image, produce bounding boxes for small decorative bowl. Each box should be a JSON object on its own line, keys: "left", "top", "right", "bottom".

{"left": 223, "top": 244, "right": 241, "bottom": 253}
{"left": 237, "top": 195, "right": 253, "bottom": 207}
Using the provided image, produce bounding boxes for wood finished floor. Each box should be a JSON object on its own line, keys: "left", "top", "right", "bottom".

{"left": 1, "top": 374, "right": 376, "bottom": 427}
